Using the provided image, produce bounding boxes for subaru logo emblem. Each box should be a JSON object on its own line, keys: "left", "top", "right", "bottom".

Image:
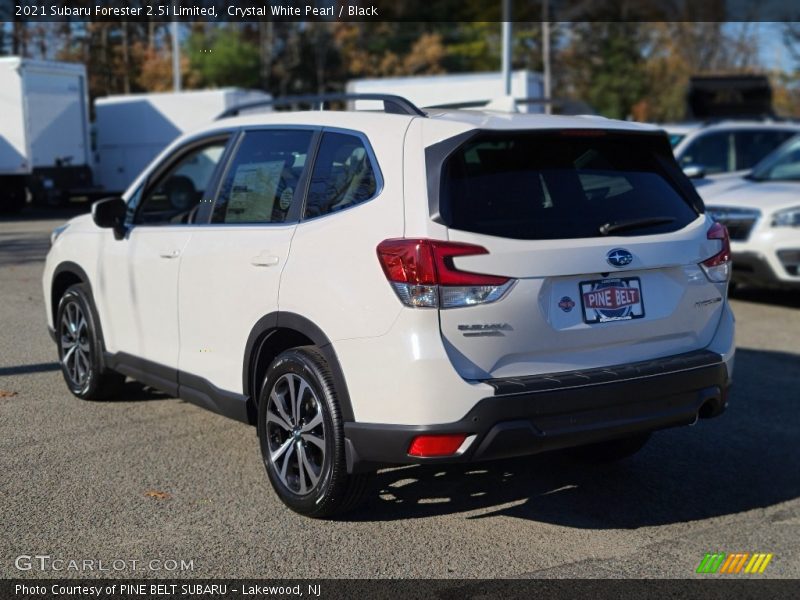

{"left": 606, "top": 248, "right": 633, "bottom": 268}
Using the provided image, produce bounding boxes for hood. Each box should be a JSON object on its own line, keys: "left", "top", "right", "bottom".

{"left": 698, "top": 177, "right": 800, "bottom": 212}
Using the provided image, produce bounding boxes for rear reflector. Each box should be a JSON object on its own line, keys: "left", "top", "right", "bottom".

{"left": 408, "top": 434, "right": 469, "bottom": 457}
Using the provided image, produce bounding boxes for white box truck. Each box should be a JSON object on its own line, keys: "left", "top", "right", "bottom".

{"left": 0, "top": 58, "right": 92, "bottom": 212}
{"left": 346, "top": 70, "right": 545, "bottom": 113}
{"left": 93, "top": 88, "right": 270, "bottom": 194}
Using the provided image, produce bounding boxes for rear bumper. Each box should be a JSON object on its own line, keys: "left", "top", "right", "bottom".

{"left": 344, "top": 350, "right": 729, "bottom": 471}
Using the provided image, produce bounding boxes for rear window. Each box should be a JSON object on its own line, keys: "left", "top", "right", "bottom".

{"left": 439, "top": 132, "right": 700, "bottom": 240}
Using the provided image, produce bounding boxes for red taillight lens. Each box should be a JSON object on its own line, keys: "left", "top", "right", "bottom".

{"left": 376, "top": 239, "right": 508, "bottom": 285}
{"left": 408, "top": 434, "right": 468, "bottom": 457}
{"left": 376, "top": 239, "right": 438, "bottom": 285}
{"left": 700, "top": 222, "right": 732, "bottom": 283}
{"left": 377, "top": 239, "right": 514, "bottom": 308}
{"left": 704, "top": 222, "right": 731, "bottom": 266}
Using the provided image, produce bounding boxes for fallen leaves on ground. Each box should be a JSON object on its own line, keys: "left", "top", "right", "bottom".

{"left": 144, "top": 490, "right": 172, "bottom": 500}
{"left": 0, "top": 390, "right": 18, "bottom": 398}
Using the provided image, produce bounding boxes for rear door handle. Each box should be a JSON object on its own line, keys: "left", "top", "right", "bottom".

{"left": 251, "top": 253, "right": 280, "bottom": 267}
{"left": 159, "top": 249, "right": 180, "bottom": 259}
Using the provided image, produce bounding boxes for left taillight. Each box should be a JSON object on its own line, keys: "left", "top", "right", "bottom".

{"left": 376, "top": 239, "right": 515, "bottom": 309}
{"left": 700, "top": 222, "right": 731, "bottom": 283}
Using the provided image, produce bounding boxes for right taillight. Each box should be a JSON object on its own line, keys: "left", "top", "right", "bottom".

{"left": 700, "top": 222, "right": 731, "bottom": 283}
{"left": 376, "top": 239, "right": 515, "bottom": 308}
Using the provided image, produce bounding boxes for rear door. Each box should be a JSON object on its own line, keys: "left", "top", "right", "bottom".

{"left": 177, "top": 128, "right": 316, "bottom": 395}
{"left": 435, "top": 130, "right": 727, "bottom": 379}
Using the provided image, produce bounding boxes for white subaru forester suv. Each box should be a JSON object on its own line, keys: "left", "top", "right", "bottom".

{"left": 43, "top": 95, "right": 735, "bottom": 517}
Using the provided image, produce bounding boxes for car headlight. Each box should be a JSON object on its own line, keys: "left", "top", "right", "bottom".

{"left": 50, "top": 224, "right": 69, "bottom": 246}
{"left": 771, "top": 206, "right": 800, "bottom": 228}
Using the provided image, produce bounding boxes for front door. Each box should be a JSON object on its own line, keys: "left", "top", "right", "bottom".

{"left": 96, "top": 137, "right": 231, "bottom": 387}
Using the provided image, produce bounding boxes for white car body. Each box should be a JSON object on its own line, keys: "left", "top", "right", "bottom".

{"left": 43, "top": 101, "right": 735, "bottom": 513}
{"left": 697, "top": 135, "right": 800, "bottom": 288}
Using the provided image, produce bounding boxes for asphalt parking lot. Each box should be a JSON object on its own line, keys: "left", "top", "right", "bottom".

{"left": 1, "top": 209, "right": 799, "bottom": 579}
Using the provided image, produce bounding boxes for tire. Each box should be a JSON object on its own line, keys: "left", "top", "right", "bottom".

{"left": 567, "top": 433, "right": 652, "bottom": 463}
{"left": 257, "top": 346, "right": 372, "bottom": 518}
{"left": 55, "top": 284, "right": 125, "bottom": 400}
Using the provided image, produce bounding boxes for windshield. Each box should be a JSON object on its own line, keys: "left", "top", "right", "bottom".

{"left": 749, "top": 134, "right": 800, "bottom": 182}
{"left": 438, "top": 131, "right": 700, "bottom": 240}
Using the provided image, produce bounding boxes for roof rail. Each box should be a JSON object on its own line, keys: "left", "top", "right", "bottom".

{"left": 424, "top": 97, "right": 560, "bottom": 110}
{"left": 216, "top": 93, "right": 426, "bottom": 120}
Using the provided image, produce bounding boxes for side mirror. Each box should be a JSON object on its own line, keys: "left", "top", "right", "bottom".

{"left": 682, "top": 165, "right": 706, "bottom": 179}
{"left": 92, "top": 196, "right": 127, "bottom": 240}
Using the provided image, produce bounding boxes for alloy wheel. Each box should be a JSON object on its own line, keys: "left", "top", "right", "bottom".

{"left": 266, "top": 373, "right": 326, "bottom": 495}
{"left": 60, "top": 300, "right": 90, "bottom": 388}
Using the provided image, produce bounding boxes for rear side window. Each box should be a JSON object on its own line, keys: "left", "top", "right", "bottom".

{"left": 213, "top": 129, "right": 313, "bottom": 224}
{"left": 734, "top": 130, "right": 795, "bottom": 170}
{"left": 303, "top": 132, "right": 379, "bottom": 219}
{"left": 439, "top": 132, "right": 700, "bottom": 240}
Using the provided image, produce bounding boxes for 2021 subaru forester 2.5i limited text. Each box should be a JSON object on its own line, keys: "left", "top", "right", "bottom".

{"left": 43, "top": 95, "right": 735, "bottom": 517}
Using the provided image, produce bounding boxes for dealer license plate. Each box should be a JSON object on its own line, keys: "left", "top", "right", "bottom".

{"left": 579, "top": 277, "right": 645, "bottom": 324}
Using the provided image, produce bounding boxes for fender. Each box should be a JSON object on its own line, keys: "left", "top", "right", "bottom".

{"left": 243, "top": 312, "right": 355, "bottom": 422}
{"left": 51, "top": 261, "right": 111, "bottom": 373}
{"left": 52, "top": 261, "right": 93, "bottom": 301}
{"left": 50, "top": 260, "right": 94, "bottom": 335}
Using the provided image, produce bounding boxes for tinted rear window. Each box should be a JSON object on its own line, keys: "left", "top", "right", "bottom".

{"left": 439, "top": 132, "right": 700, "bottom": 240}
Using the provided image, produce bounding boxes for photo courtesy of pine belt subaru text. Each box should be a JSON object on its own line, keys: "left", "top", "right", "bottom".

{"left": 43, "top": 94, "right": 735, "bottom": 518}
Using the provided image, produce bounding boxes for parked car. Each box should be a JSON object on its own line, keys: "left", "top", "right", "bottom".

{"left": 697, "top": 133, "right": 800, "bottom": 289}
{"left": 43, "top": 95, "right": 735, "bottom": 517}
{"left": 671, "top": 121, "right": 800, "bottom": 178}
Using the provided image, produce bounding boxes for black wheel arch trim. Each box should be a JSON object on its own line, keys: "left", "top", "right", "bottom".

{"left": 51, "top": 261, "right": 93, "bottom": 314}
{"left": 243, "top": 311, "right": 355, "bottom": 423}
{"left": 51, "top": 261, "right": 110, "bottom": 371}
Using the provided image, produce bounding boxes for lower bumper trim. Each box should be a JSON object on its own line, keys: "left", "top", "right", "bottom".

{"left": 344, "top": 350, "right": 729, "bottom": 471}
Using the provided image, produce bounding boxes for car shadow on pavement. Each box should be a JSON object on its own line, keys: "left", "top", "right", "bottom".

{"left": 0, "top": 361, "right": 61, "bottom": 376}
{"left": 0, "top": 233, "right": 52, "bottom": 267}
{"left": 347, "top": 347, "right": 800, "bottom": 527}
{"left": 106, "top": 381, "right": 172, "bottom": 403}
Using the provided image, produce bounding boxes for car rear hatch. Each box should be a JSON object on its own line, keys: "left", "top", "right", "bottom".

{"left": 429, "top": 129, "right": 730, "bottom": 380}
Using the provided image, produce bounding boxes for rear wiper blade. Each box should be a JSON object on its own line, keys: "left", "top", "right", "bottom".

{"left": 599, "top": 216, "right": 676, "bottom": 236}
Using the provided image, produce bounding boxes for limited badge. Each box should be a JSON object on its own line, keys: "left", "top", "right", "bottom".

{"left": 558, "top": 296, "right": 575, "bottom": 313}
{"left": 279, "top": 187, "right": 293, "bottom": 210}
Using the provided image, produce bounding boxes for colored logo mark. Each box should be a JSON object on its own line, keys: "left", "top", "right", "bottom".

{"left": 696, "top": 552, "right": 773, "bottom": 574}
{"left": 558, "top": 296, "right": 575, "bottom": 313}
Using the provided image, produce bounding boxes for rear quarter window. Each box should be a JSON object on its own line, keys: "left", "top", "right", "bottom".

{"left": 438, "top": 131, "right": 700, "bottom": 240}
